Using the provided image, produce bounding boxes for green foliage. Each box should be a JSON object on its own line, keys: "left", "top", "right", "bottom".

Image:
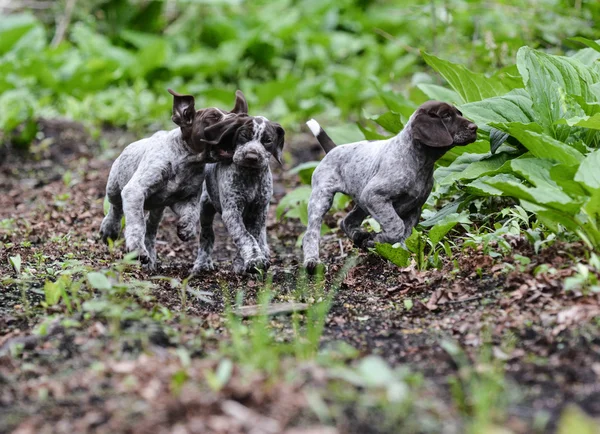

{"left": 407, "top": 43, "right": 600, "bottom": 253}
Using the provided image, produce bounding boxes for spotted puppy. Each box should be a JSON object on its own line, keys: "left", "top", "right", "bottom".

{"left": 303, "top": 101, "right": 478, "bottom": 272}
{"left": 192, "top": 115, "right": 285, "bottom": 274}
{"left": 99, "top": 89, "right": 249, "bottom": 271}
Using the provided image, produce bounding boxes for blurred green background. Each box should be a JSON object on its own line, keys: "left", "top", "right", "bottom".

{"left": 1, "top": 0, "right": 599, "bottom": 147}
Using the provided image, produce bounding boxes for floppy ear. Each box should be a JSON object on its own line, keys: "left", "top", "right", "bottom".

{"left": 272, "top": 123, "right": 285, "bottom": 165}
{"left": 200, "top": 115, "right": 250, "bottom": 160}
{"left": 168, "top": 88, "right": 195, "bottom": 127}
{"left": 231, "top": 90, "right": 248, "bottom": 114}
{"left": 412, "top": 110, "right": 453, "bottom": 148}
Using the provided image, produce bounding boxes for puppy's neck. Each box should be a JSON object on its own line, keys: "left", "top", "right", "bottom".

{"left": 396, "top": 123, "right": 450, "bottom": 166}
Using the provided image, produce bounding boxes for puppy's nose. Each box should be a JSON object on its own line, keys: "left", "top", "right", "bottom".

{"left": 468, "top": 123, "right": 478, "bottom": 132}
{"left": 245, "top": 151, "right": 259, "bottom": 162}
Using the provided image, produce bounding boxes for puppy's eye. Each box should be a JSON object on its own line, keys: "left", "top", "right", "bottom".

{"left": 442, "top": 112, "right": 452, "bottom": 119}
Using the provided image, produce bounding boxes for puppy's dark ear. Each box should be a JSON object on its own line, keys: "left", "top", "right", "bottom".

{"left": 412, "top": 110, "right": 453, "bottom": 148}
{"left": 168, "top": 88, "right": 195, "bottom": 127}
{"left": 272, "top": 123, "right": 285, "bottom": 165}
{"left": 232, "top": 90, "right": 248, "bottom": 114}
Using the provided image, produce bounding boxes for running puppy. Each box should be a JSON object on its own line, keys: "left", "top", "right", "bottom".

{"left": 100, "top": 89, "right": 249, "bottom": 271}
{"left": 192, "top": 116, "right": 285, "bottom": 275}
{"left": 302, "top": 101, "right": 478, "bottom": 272}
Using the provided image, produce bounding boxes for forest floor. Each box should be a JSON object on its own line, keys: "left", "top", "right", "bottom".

{"left": 1, "top": 119, "right": 600, "bottom": 434}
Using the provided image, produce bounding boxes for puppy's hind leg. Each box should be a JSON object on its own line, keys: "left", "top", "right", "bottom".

{"left": 340, "top": 205, "right": 372, "bottom": 249}
{"left": 100, "top": 195, "right": 123, "bottom": 243}
{"left": 192, "top": 193, "right": 217, "bottom": 274}
{"left": 302, "top": 187, "right": 335, "bottom": 273}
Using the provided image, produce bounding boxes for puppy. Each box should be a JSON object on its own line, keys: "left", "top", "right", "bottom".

{"left": 100, "top": 89, "right": 249, "bottom": 271}
{"left": 192, "top": 115, "right": 285, "bottom": 275}
{"left": 302, "top": 101, "right": 478, "bottom": 272}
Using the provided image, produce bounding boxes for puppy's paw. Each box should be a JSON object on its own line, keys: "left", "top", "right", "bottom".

{"left": 191, "top": 259, "right": 216, "bottom": 274}
{"left": 177, "top": 222, "right": 197, "bottom": 242}
{"left": 303, "top": 258, "right": 325, "bottom": 275}
{"left": 128, "top": 244, "right": 150, "bottom": 265}
{"left": 243, "top": 256, "right": 269, "bottom": 274}
{"left": 350, "top": 230, "right": 374, "bottom": 249}
{"left": 100, "top": 220, "right": 120, "bottom": 244}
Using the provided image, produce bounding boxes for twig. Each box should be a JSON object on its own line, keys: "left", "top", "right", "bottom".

{"left": 51, "top": 0, "right": 77, "bottom": 48}
{"left": 446, "top": 295, "right": 484, "bottom": 305}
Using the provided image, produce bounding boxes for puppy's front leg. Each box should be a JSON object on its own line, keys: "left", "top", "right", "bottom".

{"left": 245, "top": 203, "right": 270, "bottom": 269}
{"left": 221, "top": 206, "right": 265, "bottom": 274}
{"left": 144, "top": 207, "right": 165, "bottom": 271}
{"left": 121, "top": 183, "right": 151, "bottom": 264}
{"left": 192, "top": 192, "right": 217, "bottom": 274}
{"left": 121, "top": 163, "right": 171, "bottom": 265}
{"left": 361, "top": 191, "right": 406, "bottom": 247}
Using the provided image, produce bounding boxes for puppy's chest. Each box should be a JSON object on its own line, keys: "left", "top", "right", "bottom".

{"left": 214, "top": 167, "right": 272, "bottom": 210}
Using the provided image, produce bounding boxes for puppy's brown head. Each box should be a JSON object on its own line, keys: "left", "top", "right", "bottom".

{"left": 214, "top": 116, "right": 285, "bottom": 169}
{"left": 168, "top": 89, "right": 249, "bottom": 158}
{"left": 412, "top": 101, "right": 478, "bottom": 148}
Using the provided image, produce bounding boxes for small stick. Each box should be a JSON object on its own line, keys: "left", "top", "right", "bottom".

{"left": 51, "top": 0, "right": 77, "bottom": 48}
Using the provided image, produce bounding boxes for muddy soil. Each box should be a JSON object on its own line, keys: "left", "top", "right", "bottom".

{"left": 1, "top": 120, "right": 599, "bottom": 433}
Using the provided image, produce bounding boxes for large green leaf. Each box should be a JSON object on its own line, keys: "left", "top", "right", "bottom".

{"left": 568, "top": 37, "right": 600, "bottom": 54}
{"left": 490, "top": 122, "right": 584, "bottom": 166}
{"left": 0, "top": 13, "right": 39, "bottom": 55}
{"left": 484, "top": 174, "right": 581, "bottom": 214}
{"left": 374, "top": 243, "right": 411, "bottom": 268}
{"left": 422, "top": 52, "right": 510, "bottom": 103}
{"left": 574, "top": 150, "right": 600, "bottom": 192}
{"left": 459, "top": 89, "right": 536, "bottom": 132}
{"left": 437, "top": 152, "right": 513, "bottom": 186}
{"left": 516, "top": 46, "right": 600, "bottom": 135}
{"left": 550, "top": 164, "right": 588, "bottom": 198}
{"left": 562, "top": 113, "right": 600, "bottom": 130}
{"left": 370, "top": 111, "right": 403, "bottom": 134}
{"left": 416, "top": 84, "right": 463, "bottom": 105}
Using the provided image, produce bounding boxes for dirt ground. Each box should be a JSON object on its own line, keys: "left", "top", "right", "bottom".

{"left": 1, "top": 119, "right": 600, "bottom": 434}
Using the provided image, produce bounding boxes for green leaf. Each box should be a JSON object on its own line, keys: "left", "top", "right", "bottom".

{"left": 489, "top": 128, "right": 509, "bottom": 154}
{"left": 87, "top": 272, "right": 112, "bottom": 290}
{"left": 568, "top": 37, "right": 600, "bottom": 53}
{"left": 9, "top": 254, "right": 21, "bottom": 274}
{"left": 437, "top": 152, "right": 513, "bottom": 186}
{"left": 357, "top": 122, "right": 390, "bottom": 141}
{"left": 428, "top": 213, "right": 470, "bottom": 245}
{"left": 44, "top": 279, "right": 63, "bottom": 306}
{"left": 422, "top": 52, "right": 510, "bottom": 103}
{"left": 491, "top": 122, "right": 584, "bottom": 166}
{"left": 288, "top": 161, "right": 319, "bottom": 185}
{"left": 574, "top": 150, "right": 600, "bottom": 192}
{"left": 516, "top": 46, "right": 600, "bottom": 132}
{"left": 370, "top": 111, "right": 403, "bottom": 134}
{"left": 276, "top": 186, "right": 312, "bottom": 219}
{"left": 459, "top": 89, "right": 536, "bottom": 132}
{"left": 557, "top": 405, "right": 600, "bottom": 434}
{"left": 417, "top": 84, "right": 463, "bottom": 105}
{"left": 374, "top": 243, "right": 411, "bottom": 268}
{"left": 465, "top": 176, "right": 504, "bottom": 196}
{"left": 562, "top": 113, "right": 600, "bottom": 130}
{"left": 0, "top": 13, "right": 40, "bottom": 55}
{"left": 550, "top": 164, "right": 588, "bottom": 198}
{"left": 484, "top": 173, "right": 580, "bottom": 214}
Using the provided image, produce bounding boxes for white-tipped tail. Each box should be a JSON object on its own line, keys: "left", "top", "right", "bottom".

{"left": 306, "top": 119, "right": 321, "bottom": 137}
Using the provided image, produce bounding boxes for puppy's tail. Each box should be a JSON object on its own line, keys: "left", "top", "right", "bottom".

{"left": 306, "top": 119, "right": 337, "bottom": 154}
